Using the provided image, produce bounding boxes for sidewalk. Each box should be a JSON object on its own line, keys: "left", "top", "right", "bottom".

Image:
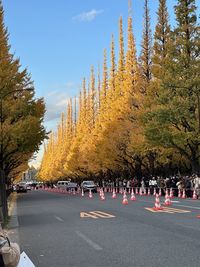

{"left": 6, "top": 193, "right": 20, "bottom": 245}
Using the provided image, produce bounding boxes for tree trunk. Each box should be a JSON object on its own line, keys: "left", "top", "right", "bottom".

{"left": 191, "top": 159, "right": 200, "bottom": 175}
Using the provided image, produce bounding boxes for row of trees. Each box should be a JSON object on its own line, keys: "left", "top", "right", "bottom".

{"left": 0, "top": 1, "right": 46, "bottom": 220}
{"left": 39, "top": 0, "right": 200, "bottom": 183}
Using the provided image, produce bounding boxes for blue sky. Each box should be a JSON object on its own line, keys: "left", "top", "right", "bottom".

{"left": 2, "top": 0, "right": 196, "bottom": 168}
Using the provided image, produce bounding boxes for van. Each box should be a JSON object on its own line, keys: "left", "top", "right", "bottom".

{"left": 57, "top": 180, "right": 78, "bottom": 192}
{"left": 57, "top": 181, "right": 70, "bottom": 190}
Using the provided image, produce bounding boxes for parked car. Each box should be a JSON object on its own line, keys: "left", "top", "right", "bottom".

{"left": 16, "top": 182, "right": 27, "bottom": 193}
{"left": 57, "top": 181, "right": 78, "bottom": 191}
{"left": 81, "top": 181, "right": 97, "bottom": 193}
{"left": 26, "top": 183, "right": 31, "bottom": 191}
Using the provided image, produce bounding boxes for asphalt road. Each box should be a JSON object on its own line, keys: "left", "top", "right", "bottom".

{"left": 14, "top": 189, "right": 200, "bottom": 267}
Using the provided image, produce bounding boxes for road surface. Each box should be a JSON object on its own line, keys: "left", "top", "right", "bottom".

{"left": 13, "top": 190, "right": 200, "bottom": 267}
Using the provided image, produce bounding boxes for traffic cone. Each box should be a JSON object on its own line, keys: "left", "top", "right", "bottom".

{"left": 81, "top": 189, "right": 84, "bottom": 197}
{"left": 153, "top": 188, "right": 156, "bottom": 196}
{"left": 159, "top": 188, "right": 162, "bottom": 197}
{"left": 112, "top": 188, "right": 117, "bottom": 199}
{"left": 128, "top": 188, "right": 131, "bottom": 194}
{"left": 104, "top": 187, "right": 107, "bottom": 193}
{"left": 99, "top": 188, "right": 102, "bottom": 197}
{"left": 136, "top": 188, "right": 139, "bottom": 195}
{"left": 164, "top": 191, "right": 171, "bottom": 206}
{"left": 153, "top": 194, "right": 163, "bottom": 210}
{"left": 193, "top": 190, "right": 197, "bottom": 200}
{"left": 130, "top": 188, "right": 136, "bottom": 201}
{"left": 89, "top": 189, "right": 93, "bottom": 199}
{"left": 182, "top": 189, "right": 186, "bottom": 199}
{"left": 147, "top": 188, "right": 150, "bottom": 196}
{"left": 178, "top": 189, "right": 182, "bottom": 198}
{"left": 122, "top": 192, "right": 128, "bottom": 205}
{"left": 100, "top": 190, "right": 105, "bottom": 201}
{"left": 73, "top": 189, "right": 76, "bottom": 195}
{"left": 169, "top": 188, "right": 174, "bottom": 198}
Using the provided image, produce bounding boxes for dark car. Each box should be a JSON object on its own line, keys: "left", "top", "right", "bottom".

{"left": 16, "top": 182, "right": 27, "bottom": 193}
{"left": 81, "top": 181, "right": 97, "bottom": 193}
{"left": 66, "top": 182, "right": 78, "bottom": 192}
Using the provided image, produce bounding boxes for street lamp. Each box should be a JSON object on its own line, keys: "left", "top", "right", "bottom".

{"left": 0, "top": 88, "right": 33, "bottom": 222}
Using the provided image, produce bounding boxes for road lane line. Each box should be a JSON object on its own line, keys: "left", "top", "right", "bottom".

{"left": 76, "top": 231, "right": 103, "bottom": 251}
{"left": 55, "top": 216, "right": 64, "bottom": 222}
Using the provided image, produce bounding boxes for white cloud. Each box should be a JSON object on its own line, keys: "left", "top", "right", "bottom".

{"left": 73, "top": 9, "right": 104, "bottom": 22}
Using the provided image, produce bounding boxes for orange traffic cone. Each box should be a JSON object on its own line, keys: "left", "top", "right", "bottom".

{"left": 164, "top": 191, "right": 171, "bottom": 206}
{"left": 169, "top": 188, "right": 174, "bottom": 198}
{"left": 153, "top": 194, "right": 163, "bottom": 210}
{"left": 122, "top": 191, "right": 128, "bottom": 205}
{"left": 100, "top": 190, "right": 105, "bottom": 201}
{"left": 81, "top": 189, "right": 84, "bottom": 197}
{"left": 130, "top": 189, "right": 136, "bottom": 201}
{"left": 89, "top": 189, "right": 93, "bottom": 199}
{"left": 147, "top": 188, "right": 150, "bottom": 196}
{"left": 159, "top": 188, "right": 162, "bottom": 197}
{"left": 112, "top": 189, "right": 117, "bottom": 199}
{"left": 135, "top": 188, "right": 139, "bottom": 195}
{"left": 153, "top": 188, "right": 156, "bottom": 196}
{"left": 182, "top": 189, "right": 186, "bottom": 199}
{"left": 193, "top": 190, "right": 197, "bottom": 200}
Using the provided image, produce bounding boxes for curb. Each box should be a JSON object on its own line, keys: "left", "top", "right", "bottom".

{"left": 6, "top": 193, "right": 20, "bottom": 245}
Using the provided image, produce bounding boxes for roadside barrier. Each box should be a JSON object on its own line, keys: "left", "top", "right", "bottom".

{"left": 40, "top": 185, "right": 199, "bottom": 201}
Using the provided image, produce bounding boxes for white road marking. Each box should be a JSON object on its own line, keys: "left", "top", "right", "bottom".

{"left": 174, "top": 204, "right": 200, "bottom": 210}
{"left": 76, "top": 231, "right": 103, "bottom": 251}
{"left": 138, "top": 199, "right": 200, "bottom": 210}
{"left": 55, "top": 216, "right": 64, "bottom": 222}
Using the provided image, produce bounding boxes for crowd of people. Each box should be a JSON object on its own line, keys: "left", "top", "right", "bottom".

{"left": 99, "top": 174, "right": 200, "bottom": 198}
